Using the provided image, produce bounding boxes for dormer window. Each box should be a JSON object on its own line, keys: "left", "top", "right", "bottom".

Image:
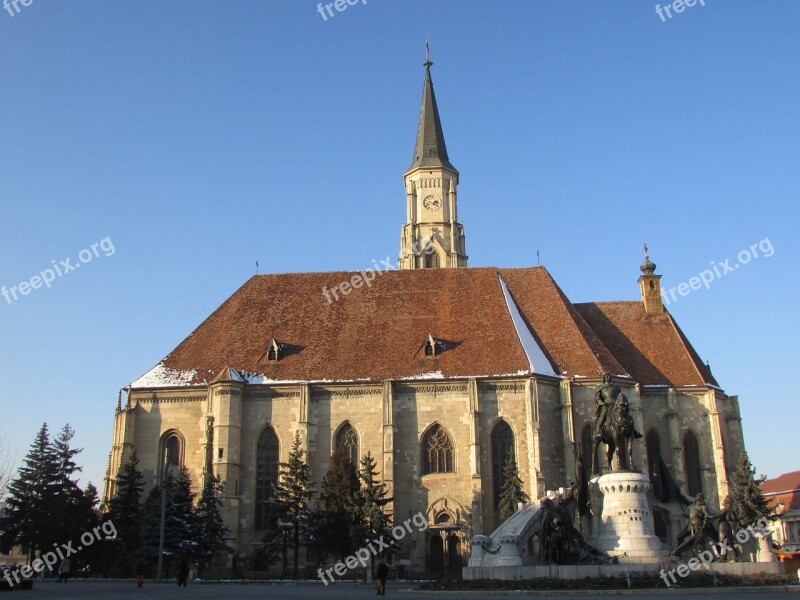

{"left": 267, "top": 338, "right": 280, "bottom": 362}
{"left": 423, "top": 333, "right": 445, "bottom": 358}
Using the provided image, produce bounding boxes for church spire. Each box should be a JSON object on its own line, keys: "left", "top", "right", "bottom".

{"left": 399, "top": 46, "right": 467, "bottom": 270}
{"left": 408, "top": 43, "right": 457, "bottom": 174}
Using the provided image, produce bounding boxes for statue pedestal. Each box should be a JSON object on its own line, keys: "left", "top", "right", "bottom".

{"left": 756, "top": 533, "right": 778, "bottom": 563}
{"left": 592, "top": 472, "right": 668, "bottom": 564}
{"left": 495, "top": 533, "right": 523, "bottom": 566}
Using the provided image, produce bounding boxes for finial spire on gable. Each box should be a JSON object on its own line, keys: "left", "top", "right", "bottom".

{"left": 638, "top": 243, "right": 663, "bottom": 315}
{"left": 640, "top": 242, "right": 657, "bottom": 275}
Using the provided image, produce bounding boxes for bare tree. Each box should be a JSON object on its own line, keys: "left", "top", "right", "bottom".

{"left": 0, "top": 432, "right": 15, "bottom": 500}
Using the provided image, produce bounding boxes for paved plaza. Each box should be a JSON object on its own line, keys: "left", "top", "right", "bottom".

{"left": 11, "top": 580, "right": 800, "bottom": 600}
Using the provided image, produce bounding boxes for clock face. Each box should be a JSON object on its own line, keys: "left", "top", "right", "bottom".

{"left": 423, "top": 195, "right": 442, "bottom": 211}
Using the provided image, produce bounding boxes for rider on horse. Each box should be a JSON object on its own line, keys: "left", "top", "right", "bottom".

{"left": 594, "top": 373, "right": 619, "bottom": 440}
{"left": 592, "top": 373, "right": 644, "bottom": 473}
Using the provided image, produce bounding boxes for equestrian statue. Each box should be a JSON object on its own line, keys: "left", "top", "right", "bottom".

{"left": 592, "top": 373, "right": 643, "bottom": 474}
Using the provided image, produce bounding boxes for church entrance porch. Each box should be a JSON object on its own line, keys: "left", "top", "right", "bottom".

{"left": 426, "top": 524, "right": 465, "bottom": 578}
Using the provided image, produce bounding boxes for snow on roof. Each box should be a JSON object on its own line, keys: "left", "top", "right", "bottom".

{"left": 130, "top": 362, "right": 198, "bottom": 389}
{"left": 399, "top": 371, "right": 444, "bottom": 380}
{"left": 498, "top": 276, "right": 557, "bottom": 377}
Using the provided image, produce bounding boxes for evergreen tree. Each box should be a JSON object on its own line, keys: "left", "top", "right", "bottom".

{"left": 195, "top": 472, "right": 233, "bottom": 570}
{"left": 51, "top": 424, "right": 85, "bottom": 542}
{"left": 354, "top": 451, "right": 394, "bottom": 566}
{"left": 318, "top": 444, "right": 360, "bottom": 561}
{"left": 730, "top": 451, "right": 772, "bottom": 526}
{"left": 73, "top": 483, "right": 100, "bottom": 572}
{"left": 138, "top": 484, "right": 164, "bottom": 569}
{"left": 498, "top": 450, "right": 530, "bottom": 521}
{"left": 263, "top": 431, "right": 314, "bottom": 578}
{"left": 105, "top": 453, "right": 145, "bottom": 576}
{"left": 166, "top": 466, "right": 199, "bottom": 562}
{"left": 3, "top": 423, "right": 60, "bottom": 559}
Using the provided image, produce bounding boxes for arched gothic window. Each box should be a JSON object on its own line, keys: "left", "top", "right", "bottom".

{"left": 491, "top": 421, "right": 515, "bottom": 508}
{"left": 335, "top": 422, "right": 359, "bottom": 466}
{"left": 159, "top": 432, "right": 183, "bottom": 482}
{"left": 255, "top": 427, "right": 280, "bottom": 530}
{"left": 422, "top": 424, "right": 454, "bottom": 474}
{"left": 683, "top": 431, "right": 703, "bottom": 497}
{"left": 164, "top": 435, "right": 181, "bottom": 467}
{"left": 424, "top": 251, "right": 439, "bottom": 269}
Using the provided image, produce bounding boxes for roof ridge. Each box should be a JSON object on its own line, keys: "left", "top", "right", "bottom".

{"left": 763, "top": 488, "right": 800, "bottom": 496}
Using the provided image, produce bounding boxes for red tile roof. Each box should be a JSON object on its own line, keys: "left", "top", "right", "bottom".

{"left": 762, "top": 471, "right": 800, "bottom": 513}
{"left": 573, "top": 301, "right": 718, "bottom": 388}
{"left": 129, "top": 267, "right": 721, "bottom": 390}
{"left": 499, "top": 269, "right": 625, "bottom": 378}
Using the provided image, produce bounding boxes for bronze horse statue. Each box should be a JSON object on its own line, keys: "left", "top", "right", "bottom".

{"left": 592, "top": 392, "right": 642, "bottom": 474}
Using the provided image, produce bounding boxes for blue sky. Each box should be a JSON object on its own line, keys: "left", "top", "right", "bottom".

{"left": 0, "top": 0, "right": 797, "bottom": 492}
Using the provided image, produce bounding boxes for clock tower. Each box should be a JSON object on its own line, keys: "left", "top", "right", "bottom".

{"left": 399, "top": 49, "right": 468, "bottom": 270}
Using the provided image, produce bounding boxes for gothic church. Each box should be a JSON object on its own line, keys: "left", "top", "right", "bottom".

{"left": 104, "top": 56, "right": 746, "bottom": 575}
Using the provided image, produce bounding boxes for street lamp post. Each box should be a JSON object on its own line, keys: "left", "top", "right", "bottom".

{"left": 279, "top": 521, "right": 291, "bottom": 580}
{"left": 156, "top": 450, "right": 170, "bottom": 582}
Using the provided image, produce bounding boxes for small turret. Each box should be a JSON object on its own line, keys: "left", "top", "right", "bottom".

{"left": 638, "top": 244, "right": 664, "bottom": 316}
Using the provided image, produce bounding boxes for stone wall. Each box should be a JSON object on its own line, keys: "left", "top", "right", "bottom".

{"left": 105, "top": 374, "right": 742, "bottom": 572}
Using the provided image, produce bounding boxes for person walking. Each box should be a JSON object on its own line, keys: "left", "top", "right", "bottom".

{"left": 58, "top": 558, "right": 70, "bottom": 584}
{"left": 177, "top": 558, "right": 189, "bottom": 587}
{"left": 376, "top": 560, "right": 389, "bottom": 596}
{"left": 135, "top": 560, "right": 145, "bottom": 588}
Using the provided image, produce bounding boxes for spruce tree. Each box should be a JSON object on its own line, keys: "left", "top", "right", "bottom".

{"left": 4, "top": 423, "right": 60, "bottom": 560}
{"left": 138, "top": 485, "right": 164, "bottom": 568}
{"left": 166, "top": 466, "right": 199, "bottom": 562}
{"left": 318, "top": 444, "right": 360, "bottom": 561}
{"left": 355, "top": 451, "right": 394, "bottom": 563}
{"left": 730, "top": 451, "right": 772, "bottom": 526}
{"left": 74, "top": 483, "right": 100, "bottom": 572}
{"left": 51, "top": 424, "right": 85, "bottom": 543}
{"left": 106, "top": 453, "right": 145, "bottom": 576}
{"left": 498, "top": 450, "right": 530, "bottom": 521}
{"left": 263, "top": 431, "right": 314, "bottom": 578}
{"left": 195, "top": 472, "right": 233, "bottom": 570}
